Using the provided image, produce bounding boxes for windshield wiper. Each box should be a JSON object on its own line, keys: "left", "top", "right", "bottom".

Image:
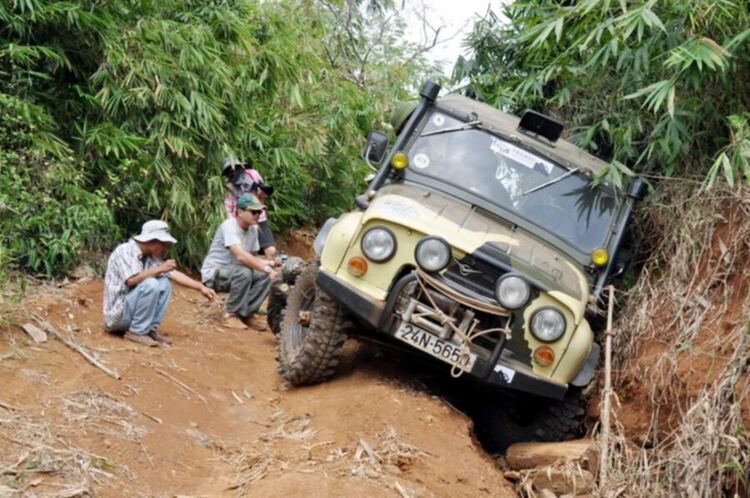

{"left": 521, "top": 168, "right": 580, "bottom": 196}
{"left": 420, "top": 120, "right": 482, "bottom": 137}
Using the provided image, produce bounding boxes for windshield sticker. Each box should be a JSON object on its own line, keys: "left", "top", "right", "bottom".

{"left": 413, "top": 153, "right": 430, "bottom": 169}
{"left": 490, "top": 138, "right": 553, "bottom": 175}
{"left": 432, "top": 114, "right": 445, "bottom": 127}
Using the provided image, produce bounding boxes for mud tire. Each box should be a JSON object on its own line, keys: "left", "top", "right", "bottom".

{"left": 474, "top": 387, "right": 586, "bottom": 453}
{"left": 267, "top": 257, "right": 307, "bottom": 336}
{"left": 266, "top": 284, "right": 287, "bottom": 336}
{"left": 276, "top": 261, "right": 348, "bottom": 386}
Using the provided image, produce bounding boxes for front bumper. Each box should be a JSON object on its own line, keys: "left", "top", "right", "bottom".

{"left": 316, "top": 269, "right": 568, "bottom": 400}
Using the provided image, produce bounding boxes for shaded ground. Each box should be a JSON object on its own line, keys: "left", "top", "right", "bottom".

{"left": 0, "top": 277, "right": 513, "bottom": 497}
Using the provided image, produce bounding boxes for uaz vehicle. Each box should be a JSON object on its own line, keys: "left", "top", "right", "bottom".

{"left": 276, "top": 81, "right": 645, "bottom": 449}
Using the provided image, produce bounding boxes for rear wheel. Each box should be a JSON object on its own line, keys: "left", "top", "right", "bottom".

{"left": 474, "top": 387, "right": 586, "bottom": 453}
{"left": 276, "top": 261, "right": 349, "bottom": 386}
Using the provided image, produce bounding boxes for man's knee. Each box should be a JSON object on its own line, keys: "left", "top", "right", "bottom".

{"left": 234, "top": 265, "right": 255, "bottom": 283}
{"left": 156, "top": 276, "right": 172, "bottom": 294}
{"left": 138, "top": 277, "right": 161, "bottom": 293}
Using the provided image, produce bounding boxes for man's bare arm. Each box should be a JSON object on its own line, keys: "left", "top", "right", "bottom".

{"left": 170, "top": 270, "right": 216, "bottom": 300}
{"left": 229, "top": 244, "right": 278, "bottom": 279}
{"left": 125, "top": 260, "right": 176, "bottom": 287}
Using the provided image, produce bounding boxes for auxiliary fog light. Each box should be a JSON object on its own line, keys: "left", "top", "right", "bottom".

{"left": 347, "top": 256, "right": 368, "bottom": 277}
{"left": 390, "top": 152, "right": 409, "bottom": 170}
{"left": 414, "top": 237, "right": 451, "bottom": 272}
{"left": 495, "top": 274, "right": 531, "bottom": 310}
{"left": 591, "top": 248, "right": 609, "bottom": 267}
{"left": 533, "top": 345, "right": 556, "bottom": 366}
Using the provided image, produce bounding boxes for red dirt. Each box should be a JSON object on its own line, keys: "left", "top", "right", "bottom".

{"left": 0, "top": 278, "right": 513, "bottom": 497}
{"left": 612, "top": 205, "right": 750, "bottom": 444}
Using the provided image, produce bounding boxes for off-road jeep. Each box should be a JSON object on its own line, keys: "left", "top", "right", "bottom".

{"left": 276, "top": 81, "right": 645, "bottom": 449}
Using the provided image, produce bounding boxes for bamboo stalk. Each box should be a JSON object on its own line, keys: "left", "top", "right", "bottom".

{"left": 599, "top": 285, "right": 615, "bottom": 489}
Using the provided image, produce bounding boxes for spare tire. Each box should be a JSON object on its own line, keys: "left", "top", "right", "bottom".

{"left": 276, "top": 261, "right": 348, "bottom": 386}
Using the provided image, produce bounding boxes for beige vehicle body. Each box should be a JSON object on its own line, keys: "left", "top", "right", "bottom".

{"left": 309, "top": 83, "right": 644, "bottom": 400}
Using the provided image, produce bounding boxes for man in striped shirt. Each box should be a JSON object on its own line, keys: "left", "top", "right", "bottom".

{"left": 103, "top": 220, "right": 216, "bottom": 346}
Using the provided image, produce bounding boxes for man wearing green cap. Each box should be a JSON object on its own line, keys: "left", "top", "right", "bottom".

{"left": 201, "top": 193, "right": 279, "bottom": 330}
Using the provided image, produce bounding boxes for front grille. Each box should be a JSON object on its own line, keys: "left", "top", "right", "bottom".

{"left": 395, "top": 271, "right": 511, "bottom": 356}
{"left": 443, "top": 256, "right": 504, "bottom": 300}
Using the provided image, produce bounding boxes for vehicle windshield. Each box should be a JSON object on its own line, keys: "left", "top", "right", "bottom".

{"left": 403, "top": 111, "right": 619, "bottom": 252}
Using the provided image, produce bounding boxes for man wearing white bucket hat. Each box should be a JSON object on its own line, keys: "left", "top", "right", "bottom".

{"left": 103, "top": 220, "right": 216, "bottom": 346}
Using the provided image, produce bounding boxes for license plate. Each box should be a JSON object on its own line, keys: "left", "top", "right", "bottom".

{"left": 395, "top": 322, "right": 477, "bottom": 371}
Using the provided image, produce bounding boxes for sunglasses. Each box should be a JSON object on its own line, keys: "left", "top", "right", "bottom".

{"left": 244, "top": 208, "right": 263, "bottom": 216}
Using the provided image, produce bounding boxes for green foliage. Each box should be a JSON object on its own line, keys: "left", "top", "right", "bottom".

{"left": 0, "top": 94, "right": 117, "bottom": 277}
{"left": 0, "top": 0, "right": 424, "bottom": 276}
{"left": 456, "top": 0, "right": 750, "bottom": 186}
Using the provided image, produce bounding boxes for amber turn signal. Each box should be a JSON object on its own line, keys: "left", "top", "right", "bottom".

{"left": 390, "top": 152, "right": 409, "bottom": 170}
{"left": 347, "top": 256, "right": 368, "bottom": 277}
{"left": 533, "top": 345, "right": 556, "bottom": 367}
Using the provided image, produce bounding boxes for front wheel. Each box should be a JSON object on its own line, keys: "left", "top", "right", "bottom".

{"left": 473, "top": 387, "right": 587, "bottom": 453}
{"left": 267, "top": 257, "right": 306, "bottom": 336}
{"left": 276, "top": 261, "right": 348, "bottom": 386}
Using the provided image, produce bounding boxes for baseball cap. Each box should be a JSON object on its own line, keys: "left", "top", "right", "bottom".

{"left": 133, "top": 220, "right": 177, "bottom": 244}
{"left": 237, "top": 193, "right": 265, "bottom": 211}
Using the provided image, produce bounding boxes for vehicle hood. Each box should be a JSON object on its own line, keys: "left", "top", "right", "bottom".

{"left": 366, "top": 184, "right": 589, "bottom": 302}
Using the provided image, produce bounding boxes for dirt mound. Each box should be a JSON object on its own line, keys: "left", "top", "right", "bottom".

{"left": 0, "top": 279, "right": 513, "bottom": 497}
{"left": 601, "top": 187, "right": 750, "bottom": 496}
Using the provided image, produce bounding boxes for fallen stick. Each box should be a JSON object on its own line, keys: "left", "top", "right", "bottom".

{"left": 32, "top": 314, "right": 121, "bottom": 380}
{"left": 153, "top": 367, "right": 207, "bottom": 404}
{"left": 231, "top": 390, "right": 245, "bottom": 404}
{"left": 142, "top": 412, "right": 163, "bottom": 424}
{"left": 358, "top": 437, "right": 381, "bottom": 464}
{"left": 0, "top": 399, "right": 19, "bottom": 411}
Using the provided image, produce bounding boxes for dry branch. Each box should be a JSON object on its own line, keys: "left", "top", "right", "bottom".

{"left": 599, "top": 285, "right": 615, "bottom": 488}
{"left": 0, "top": 399, "right": 19, "bottom": 411}
{"left": 153, "top": 366, "right": 207, "bottom": 404}
{"left": 142, "top": 411, "right": 163, "bottom": 424}
{"left": 32, "top": 314, "right": 121, "bottom": 380}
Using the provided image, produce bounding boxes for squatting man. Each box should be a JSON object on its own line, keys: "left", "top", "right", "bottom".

{"left": 103, "top": 220, "right": 216, "bottom": 347}
{"left": 200, "top": 193, "right": 280, "bottom": 330}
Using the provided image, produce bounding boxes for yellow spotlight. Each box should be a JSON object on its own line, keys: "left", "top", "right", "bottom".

{"left": 390, "top": 152, "right": 409, "bottom": 170}
{"left": 347, "top": 256, "right": 368, "bottom": 277}
{"left": 591, "top": 248, "right": 609, "bottom": 267}
{"left": 533, "top": 346, "right": 556, "bottom": 367}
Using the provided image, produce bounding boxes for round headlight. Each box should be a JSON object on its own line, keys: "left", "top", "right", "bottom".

{"left": 495, "top": 275, "right": 531, "bottom": 310}
{"left": 361, "top": 227, "right": 396, "bottom": 262}
{"left": 530, "top": 308, "right": 566, "bottom": 342}
{"left": 415, "top": 237, "right": 451, "bottom": 272}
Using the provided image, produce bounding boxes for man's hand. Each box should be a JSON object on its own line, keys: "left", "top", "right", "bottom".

{"left": 200, "top": 285, "right": 216, "bottom": 300}
{"left": 272, "top": 256, "right": 283, "bottom": 268}
{"left": 269, "top": 270, "right": 279, "bottom": 280}
{"left": 158, "top": 259, "right": 177, "bottom": 275}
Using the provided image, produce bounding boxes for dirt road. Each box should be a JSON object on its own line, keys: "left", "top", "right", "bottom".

{"left": 0, "top": 279, "right": 514, "bottom": 497}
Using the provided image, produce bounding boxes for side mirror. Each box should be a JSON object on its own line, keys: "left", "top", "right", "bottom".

{"left": 627, "top": 178, "right": 648, "bottom": 201}
{"left": 362, "top": 131, "right": 389, "bottom": 165}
